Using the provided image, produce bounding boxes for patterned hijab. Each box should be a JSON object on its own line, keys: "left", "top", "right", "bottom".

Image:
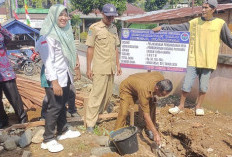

{"left": 40, "top": 4, "right": 76, "bottom": 75}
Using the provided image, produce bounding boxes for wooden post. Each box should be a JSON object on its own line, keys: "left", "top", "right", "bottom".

{"left": 83, "top": 97, "right": 88, "bottom": 128}
{"left": 130, "top": 106, "right": 135, "bottom": 126}
{"left": 82, "top": 19, "right": 85, "bottom": 32}
{"left": 129, "top": 104, "right": 139, "bottom": 126}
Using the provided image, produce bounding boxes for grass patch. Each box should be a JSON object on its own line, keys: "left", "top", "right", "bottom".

{"left": 77, "top": 143, "right": 90, "bottom": 151}
{"left": 76, "top": 125, "right": 110, "bottom": 136}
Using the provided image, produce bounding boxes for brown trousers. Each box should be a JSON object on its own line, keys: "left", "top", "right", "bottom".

{"left": 115, "top": 92, "right": 156, "bottom": 130}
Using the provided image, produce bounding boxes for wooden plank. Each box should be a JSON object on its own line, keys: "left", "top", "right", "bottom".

{"left": 3, "top": 112, "right": 118, "bottom": 132}
{"left": 98, "top": 113, "right": 118, "bottom": 119}
{"left": 4, "top": 121, "right": 45, "bottom": 132}
{"left": 4, "top": 117, "right": 84, "bottom": 132}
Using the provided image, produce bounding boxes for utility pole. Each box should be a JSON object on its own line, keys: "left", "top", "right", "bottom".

{"left": 7, "top": 0, "right": 13, "bottom": 19}
{"left": 5, "top": 0, "right": 11, "bottom": 19}
{"left": 191, "top": 0, "right": 195, "bottom": 15}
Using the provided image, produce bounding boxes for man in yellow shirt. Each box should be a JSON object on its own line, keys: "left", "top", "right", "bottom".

{"left": 115, "top": 72, "right": 173, "bottom": 145}
{"left": 85, "top": 4, "right": 122, "bottom": 133}
{"left": 153, "top": 0, "right": 232, "bottom": 116}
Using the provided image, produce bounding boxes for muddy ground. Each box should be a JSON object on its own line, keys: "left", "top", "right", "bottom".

{"left": 1, "top": 73, "right": 232, "bottom": 157}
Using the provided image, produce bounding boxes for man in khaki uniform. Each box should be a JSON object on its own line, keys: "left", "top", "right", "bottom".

{"left": 85, "top": 4, "right": 122, "bottom": 133}
{"left": 115, "top": 72, "right": 173, "bottom": 145}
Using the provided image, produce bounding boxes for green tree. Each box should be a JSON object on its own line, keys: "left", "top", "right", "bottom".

{"left": 70, "top": 0, "right": 127, "bottom": 15}
{"left": 127, "top": 0, "right": 137, "bottom": 3}
{"left": 17, "top": 0, "right": 24, "bottom": 8}
{"left": 169, "top": 0, "right": 178, "bottom": 8}
{"left": 71, "top": 14, "right": 81, "bottom": 40}
{"left": 31, "top": 0, "right": 64, "bottom": 8}
{"left": 31, "top": 0, "right": 43, "bottom": 8}
{"left": 144, "top": 0, "right": 168, "bottom": 11}
{"left": 194, "top": 0, "right": 203, "bottom": 6}
{"left": 169, "top": 0, "right": 203, "bottom": 8}
{"left": 131, "top": 0, "right": 146, "bottom": 10}
{"left": 50, "top": 0, "right": 57, "bottom": 5}
{"left": 49, "top": 0, "right": 64, "bottom": 5}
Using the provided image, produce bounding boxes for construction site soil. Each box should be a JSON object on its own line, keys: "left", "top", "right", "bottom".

{"left": 1, "top": 73, "right": 232, "bottom": 157}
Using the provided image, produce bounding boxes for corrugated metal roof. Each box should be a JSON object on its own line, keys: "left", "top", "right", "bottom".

{"left": 2, "top": 19, "right": 40, "bottom": 35}
{"left": 0, "top": 7, "right": 7, "bottom": 14}
{"left": 17, "top": 13, "right": 47, "bottom": 20}
{"left": 116, "top": 9, "right": 177, "bottom": 21}
{"left": 126, "top": 3, "right": 232, "bottom": 23}
{"left": 123, "top": 3, "right": 145, "bottom": 16}
{"left": 70, "top": 10, "right": 103, "bottom": 19}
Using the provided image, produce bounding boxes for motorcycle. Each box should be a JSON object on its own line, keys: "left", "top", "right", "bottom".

{"left": 30, "top": 48, "right": 43, "bottom": 74}
{"left": 8, "top": 51, "right": 36, "bottom": 76}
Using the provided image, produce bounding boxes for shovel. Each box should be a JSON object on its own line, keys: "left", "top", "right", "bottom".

{"left": 151, "top": 142, "right": 169, "bottom": 157}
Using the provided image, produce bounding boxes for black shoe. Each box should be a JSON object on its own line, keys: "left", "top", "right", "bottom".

{"left": 86, "top": 127, "right": 94, "bottom": 134}
{"left": 71, "top": 112, "right": 81, "bottom": 118}
{"left": 19, "top": 116, "right": 28, "bottom": 124}
{"left": 66, "top": 111, "right": 71, "bottom": 118}
{"left": 145, "top": 129, "right": 154, "bottom": 141}
{"left": 0, "top": 120, "right": 8, "bottom": 129}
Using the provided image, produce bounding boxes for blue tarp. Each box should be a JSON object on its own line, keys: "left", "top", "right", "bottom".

{"left": 2, "top": 19, "right": 39, "bottom": 35}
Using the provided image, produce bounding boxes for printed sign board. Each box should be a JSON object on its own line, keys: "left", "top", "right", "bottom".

{"left": 120, "top": 28, "right": 190, "bottom": 72}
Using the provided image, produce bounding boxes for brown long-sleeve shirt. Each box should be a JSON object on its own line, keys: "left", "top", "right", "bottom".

{"left": 120, "top": 72, "right": 164, "bottom": 113}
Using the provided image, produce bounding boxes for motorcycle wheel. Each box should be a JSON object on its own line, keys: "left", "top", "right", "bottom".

{"left": 24, "top": 62, "right": 36, "bottom": 76}
{"left": 35, "top": 62, "right": 42, "bottom": 74}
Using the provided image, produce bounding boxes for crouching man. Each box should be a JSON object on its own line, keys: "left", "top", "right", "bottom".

{"left": 114, "top": 72, "right": 173, "bottom": 145}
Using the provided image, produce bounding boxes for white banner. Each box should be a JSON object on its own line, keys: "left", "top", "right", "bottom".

{"left": 120, "top": 29, "right": 190, "bottom": 72}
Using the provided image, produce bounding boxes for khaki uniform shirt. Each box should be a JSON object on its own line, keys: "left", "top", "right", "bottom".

{"left": 85, "top": 20, "right": 120, "bottom": 74}
{"left": 120, "top": 72, "right": 164, "bottom": 113}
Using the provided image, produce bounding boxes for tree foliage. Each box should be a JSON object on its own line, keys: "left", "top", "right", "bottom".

{"left": 31, "top": 0, "right": 43, "bottom": 8}
{"left": 127, "top": 0, "right": 137, "bottom": 3}
{"left": 144, "top": 0, "right": 203, "bottom": 11}
{"left": 17, "top": 0, "right": 64, "bottom": 9}
{"left": 169, "top": 0, "right": 203, "bottom": 8}
{"left": 70, "top": 0, "right": 127, "bottom": 15}
{"left": 144, "top": 0, "right": 168, "bottom": 11}
{"left": 194, "top": 0, "right": 203, "bottom": 6}
{"left": 71, "top": 14, "right": 81, "bottom": 39}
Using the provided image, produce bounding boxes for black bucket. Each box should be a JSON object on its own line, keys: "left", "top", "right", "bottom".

{"left": 110, "top": 126, "right": 138, "bottom": 155}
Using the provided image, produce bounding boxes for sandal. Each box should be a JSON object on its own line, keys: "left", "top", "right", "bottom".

{"left": 168, "top": 106, "right": 181, "bottom": 115}
{"left": 195, "top": 108, "right": 204, "bottom": 116}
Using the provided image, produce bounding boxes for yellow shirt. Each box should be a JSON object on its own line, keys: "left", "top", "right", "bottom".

{"left": 188, "top": 17, "right": 225, "bottom": 69}
{"left": 85, "top": 20, "right": 120, "bottom": 74}
{"left": 120, "top": 72, "right": 164, "bottom": 113}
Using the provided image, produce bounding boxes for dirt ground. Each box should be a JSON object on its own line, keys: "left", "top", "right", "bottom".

{"left": 1, "top": 73, "right": 232, "bottom": 157}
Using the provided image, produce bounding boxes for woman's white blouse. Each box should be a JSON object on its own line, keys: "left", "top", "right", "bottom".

{"left": 36, "top": 36, "right": 73, "bottom": 87}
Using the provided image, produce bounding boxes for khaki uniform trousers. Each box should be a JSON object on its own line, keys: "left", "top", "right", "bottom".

{"left": 114, "top": 92, "right": 136, "bottom": 130}
{"left": 115, "top": 93, "right": 156, "bottom": 130}
{"left": 86, "top": 74, "right": 114, "bottom": 127}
